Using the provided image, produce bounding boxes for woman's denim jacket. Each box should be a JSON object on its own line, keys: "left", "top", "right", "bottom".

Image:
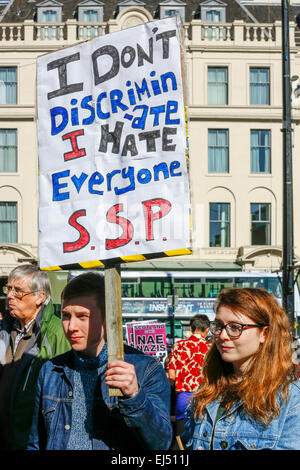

{"left": 27, "top": 345, "right": 172, "bottom": 450}
{"left": 182, "top": 380, "right": 300, "bottom": 450}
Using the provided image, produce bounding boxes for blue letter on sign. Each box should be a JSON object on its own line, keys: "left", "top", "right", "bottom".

{"left": 50, "top": 106, "right": 69, "bottom": 136}
{"left": 52, "top": 170, "right": 70, "bottom": 201}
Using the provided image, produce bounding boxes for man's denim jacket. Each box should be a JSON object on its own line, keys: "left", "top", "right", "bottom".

{"left": 182, "top": 380, "right": 300, "bottom": 450}
{"left": 27, "top": 345, "right": 172, "bottom": 450}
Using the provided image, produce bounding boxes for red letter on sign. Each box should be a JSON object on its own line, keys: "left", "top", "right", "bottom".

{"left": 63, "top": 209, "right": 90, "bottom": 252}
{"left": 106, "top": 203, "right": 134, "bottom": 250}
{"left": 142, "top": 198, "right": 172, "bottom": 241}
{"left": 62, "top": 129, "right": 86, "bottom": 161}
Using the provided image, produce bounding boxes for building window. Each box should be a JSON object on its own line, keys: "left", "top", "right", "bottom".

{"left": 78, "top": 1, "right": 104, "bottom": 22}
{"left": 0, "top": 129, "right": 17, "bottom": 172}
{"left": 81, "top": 10, "right": 98, "bottom": 38}
{"left": 37, "top": 1, "right": 63, "bottom": 40}
{"left": 206, "top": 10, "right": 221, "bottom": 39}
{"left": 165, "top": 9, "right": 180, "bottom": 16}
{"left": 0, "top": 202, "right": 17, "bottom": 243}
{"left": 208, "top": 129, "right": 229, "bottom": 172}
{"left": 77, "top": 2, "right": 104, "bottom": 40}
{"left": 201, "top": 9, "right": 229, "bottom": 40}
{"left": 251, "top": 203, "right": 271, "bottom": 245}
{"left": 251, "top": 130, "right": 271, "bottom": 173}
{"left": 250, "top": 67, "right": 270, "bottom": 105}
{"left": 41, "top": 10, "right": 60, "bottom": 39}
{"left": 159, "top": 0, "right": 186, "bottom": 21}
{"left": 206, "top": 9, "right": 221, "bottom": 21}
{"left": 208, "top": 67, "right": 228, "bottom": 105}
{"left": 37, "top": 0, "right": 62, "bottom": 24}
{"left": 200, "top": 1, "right": 226, "bottom": 23}
{"left": 0, "top": 67, "right": 17, "bottom": 105}
{"left": 42, "top": 9, "right": 57, "bottom": 21}
{"left": 83, "top": 9, "right": 98, "bottom": 21}
{"left": 209, "top": 203, "right": 230, "bottom": 247}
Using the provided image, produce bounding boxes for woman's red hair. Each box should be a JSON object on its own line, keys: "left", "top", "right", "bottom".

{"left": 193, "top": 287, "right": 297, "bottom": 425}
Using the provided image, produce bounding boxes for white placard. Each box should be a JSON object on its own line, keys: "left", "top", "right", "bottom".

{"left": 37, "top": 17, "right": 191, "bottom": 268}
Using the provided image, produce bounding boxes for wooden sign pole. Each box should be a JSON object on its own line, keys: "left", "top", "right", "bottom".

{"left": 104, "top": 262, "right": 124, "bottom": 397}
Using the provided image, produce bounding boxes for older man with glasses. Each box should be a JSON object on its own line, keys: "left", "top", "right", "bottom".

{"left": 0, "top": 264, "right": 70, "bottom": 450}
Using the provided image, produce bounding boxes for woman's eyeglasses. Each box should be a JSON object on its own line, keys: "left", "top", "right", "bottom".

{"left": 210, "top": 321, "right": 268, "bottom": 339}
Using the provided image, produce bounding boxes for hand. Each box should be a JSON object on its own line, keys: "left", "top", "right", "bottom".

{"left": 105, "top": 360, "right": 139, "bottom": 398}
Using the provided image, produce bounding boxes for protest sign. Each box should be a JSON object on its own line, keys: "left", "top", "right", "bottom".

{"left": 125, "top": 319, "right": 158, "bottom": 346}
{"left": 133, "top": 323, "right": 168, "bottom": 364}
{"left": 37, "top": 16, "right": 191, "bottom": 270}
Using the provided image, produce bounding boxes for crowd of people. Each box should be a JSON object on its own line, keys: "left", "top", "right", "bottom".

{"left": 0, "top": 263, "right": 300, "bottom": 451}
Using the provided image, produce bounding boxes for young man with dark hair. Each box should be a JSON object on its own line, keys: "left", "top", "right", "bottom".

{"left": 27, "top": 272, "right": 172, "bottom": 450}
{"left": 169, "top": 314, "right": 211, "bottom": 438}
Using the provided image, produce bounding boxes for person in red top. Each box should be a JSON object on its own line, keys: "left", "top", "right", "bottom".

{"left": 169, "top": 314, "right": 211, "bottom": 437}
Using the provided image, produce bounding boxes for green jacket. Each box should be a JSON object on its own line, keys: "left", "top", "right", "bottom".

{"left": 0, "top": 302, "right": 71, "bottom": 449}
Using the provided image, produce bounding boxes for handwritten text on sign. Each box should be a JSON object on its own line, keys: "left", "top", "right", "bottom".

{"left": 37, "top": 17, "right": 191, "bottom": 268}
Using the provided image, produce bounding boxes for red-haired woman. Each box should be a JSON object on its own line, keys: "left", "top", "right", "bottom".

{"left": 182, "top": 287, "right": 300, "bottom": 450}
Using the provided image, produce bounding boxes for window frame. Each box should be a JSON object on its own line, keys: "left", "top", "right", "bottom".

{"left": 250, "top": 129, "right": 271, "bottom": 174}
{"left": 0, "top": 67, "right": 17, "bottom": 105}
{"left": 209, "top": 202, "right": 230, "bottom": 247}
{"left": 159, "top": 0, "right": 186, "bottom": 22}
{"left": 0, "top": 129, "right": 17, "bottom": 173}
{"left": 78, "top": 3, "right": 104, "bottom": 23}
{"left": 36, "top": 2, "right": 62, "bottom": 23}
{"left": 0, "top": 201, "right": 18, "bottom": 243}
{"left": 42, "top": 9, "right": 58, "bottom": 22}
{"left": 208, "top": 128, "right": 229, "bottom": 173}
{"left": 164, "top": 9, "right": 181, "bottom": 16}
{"left": 249, "top": 67, "right": 270, "bottom": 106}
{"left": 200, "top": 0, "right": 227, "bottom": 23}
{"left": 207, "top": 66, "right": 228, "bottom": 105}
{"left": 250, "top": 202, "right": 271, "bottom": 245}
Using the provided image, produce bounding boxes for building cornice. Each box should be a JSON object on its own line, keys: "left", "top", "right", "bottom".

{"left": 188, "top": 106, "right": 300, "bottom": 122}
{"left": 0, "top": 106, "right": 35, "bottom": 120}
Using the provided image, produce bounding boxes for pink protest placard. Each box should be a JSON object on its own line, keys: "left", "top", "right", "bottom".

{"left": 133, "top": 323, "right": 167, "bottom": 364}
{"left": 125, "top": 320, "right": 157, "bottom": 346}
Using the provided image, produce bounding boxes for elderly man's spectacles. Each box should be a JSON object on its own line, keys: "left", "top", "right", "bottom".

{"left": 210, "top": 321, "right": 268, "bottom": 339}
{"left": 2, "top": 285, "right": 39, "bottom": 299}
